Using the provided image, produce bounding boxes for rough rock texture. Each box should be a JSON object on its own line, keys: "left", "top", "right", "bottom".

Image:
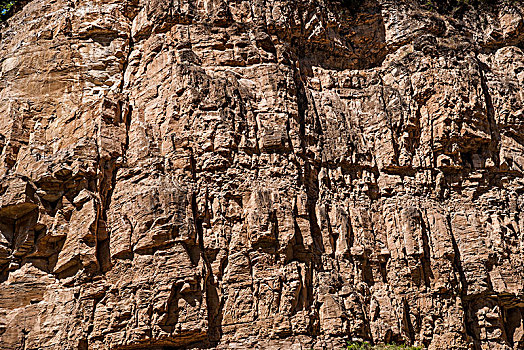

{"left": 0, "top": 0, "right": 524, "bottom": 349}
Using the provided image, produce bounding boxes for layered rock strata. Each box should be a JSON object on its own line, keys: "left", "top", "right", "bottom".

{"left": 0, "top": 0, "right": 524, "bottom": 349}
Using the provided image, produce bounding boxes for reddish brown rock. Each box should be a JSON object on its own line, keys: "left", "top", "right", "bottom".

{"left": 0, "top": 0, "right": 524, "bottom": 349}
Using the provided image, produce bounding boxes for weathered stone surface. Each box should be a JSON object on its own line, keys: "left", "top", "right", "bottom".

{"left": 0, "top": 0, "right": 524, "bottom": 349}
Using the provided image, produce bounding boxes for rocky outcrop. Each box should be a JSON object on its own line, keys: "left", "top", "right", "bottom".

{"left": 0, "top": 0, "right": 523, "bottom": 349}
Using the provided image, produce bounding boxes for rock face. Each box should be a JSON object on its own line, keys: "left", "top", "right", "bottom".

{"left": 0, "top": 0, "right": 523, "bottom": 349}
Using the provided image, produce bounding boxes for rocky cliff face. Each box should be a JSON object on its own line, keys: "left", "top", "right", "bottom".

{"left": 0, "top": 0, "right": 523, "bottom": 349}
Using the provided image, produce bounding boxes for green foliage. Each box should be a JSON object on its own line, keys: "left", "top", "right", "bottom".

{"left": 345, "top": 341, "right": 423, "bottom": 350}
{"left": 345, "top": 341, "right": 372, "bottom": 350}
{"left": 0, "top": 0, "right": 17, "bottom": 21}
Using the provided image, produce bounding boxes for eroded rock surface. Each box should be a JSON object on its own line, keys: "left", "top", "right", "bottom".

{"left": 0, "top": 0, "right": 524, "bottom": 349}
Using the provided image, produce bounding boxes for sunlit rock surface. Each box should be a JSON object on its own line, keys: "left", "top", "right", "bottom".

{"left": 0, "top": 0, "right": 524, "bottom": 349}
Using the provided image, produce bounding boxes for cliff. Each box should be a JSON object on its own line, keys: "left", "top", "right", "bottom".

{"left": 0, "top": 0, "right": 523, "bottom": 349}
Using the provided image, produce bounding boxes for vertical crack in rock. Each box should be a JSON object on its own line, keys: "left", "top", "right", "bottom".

{"left": 192, "top": 190, "right": 220, "bottom": 346}
{"left": 94, "top": 31, "right": 135, "bottom": 275}
{"left": 476, "top": 55, "right": 501, "bottom": 169}
{"left": 447, "top": 213, "right": 477, "bottom": 347}
{"left": 419, "top": 213, "right": 433, "bottom": 289}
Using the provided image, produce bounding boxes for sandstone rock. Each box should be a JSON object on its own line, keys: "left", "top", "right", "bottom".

{"left": 0, "top": 0, "right": 524, "bottom": 349}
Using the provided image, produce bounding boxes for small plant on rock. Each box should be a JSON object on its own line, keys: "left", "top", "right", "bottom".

{"left": 0, "top": 0, "right": 17, "bottom": 21}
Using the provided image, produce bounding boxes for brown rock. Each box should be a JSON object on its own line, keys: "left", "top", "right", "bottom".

{"left": 0, "top": 0, "right": 524, "bottom": 349}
